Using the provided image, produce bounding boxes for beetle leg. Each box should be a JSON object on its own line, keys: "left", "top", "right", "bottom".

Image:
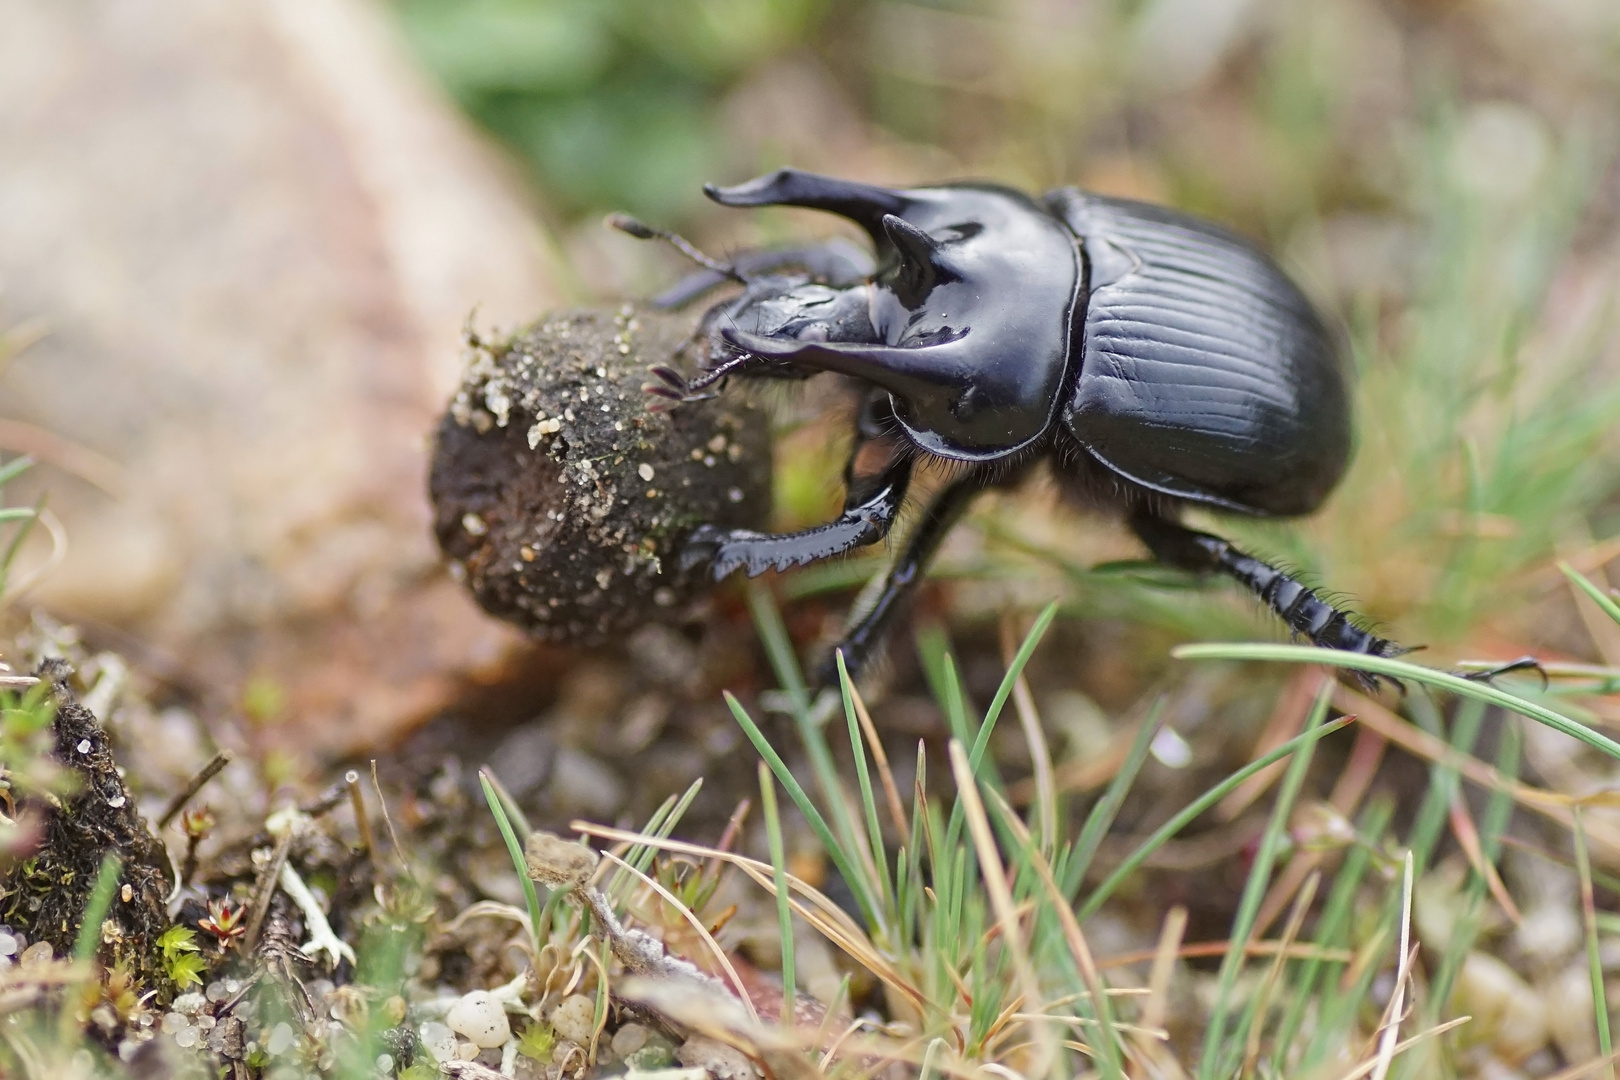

{"left": 1129, "top": 511, "right": 1404, "bottom": 691}
{"left": 825, "top": 465, "right": 999, "bottom": 685}
{"left": 653, "top": 238, "right": 876, "bottom": 309}
{"left": 680, "top": 424, "right": 913, "bottom": 580}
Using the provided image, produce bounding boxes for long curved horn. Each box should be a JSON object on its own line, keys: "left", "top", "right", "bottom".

{"left": 720, "top": 328, "right": 962, "bottom": 402}
{"left": 705, "top": 169, "right": 909, "bottom": 237}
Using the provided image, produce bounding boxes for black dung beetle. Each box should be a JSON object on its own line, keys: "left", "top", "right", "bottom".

{"left": 615, "top": 168, "right": 1522, "bottom": 685}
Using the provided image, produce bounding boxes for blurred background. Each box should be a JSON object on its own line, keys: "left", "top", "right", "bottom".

{"left": 2, "top": 0, "right": 1620, "bottom": 755}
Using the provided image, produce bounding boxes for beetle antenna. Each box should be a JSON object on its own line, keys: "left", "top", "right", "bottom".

{"left": 607, "top": 213, "right": 743, "bottom": 283}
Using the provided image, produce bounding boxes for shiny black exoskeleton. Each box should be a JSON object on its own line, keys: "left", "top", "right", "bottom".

{"left": 623, "top": 168, "right": 1395, "bottom": 681}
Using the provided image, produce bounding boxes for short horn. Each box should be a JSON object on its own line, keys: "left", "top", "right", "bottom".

{"left": 705, "top": 169, "right": 908, "bottom": 236}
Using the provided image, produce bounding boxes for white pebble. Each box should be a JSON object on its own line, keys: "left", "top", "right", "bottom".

{"left": 161, "top": 1012, "right": 188, "bottom": 1034}
{"left": 266, "top": 1022, "right": 296, "bottom": 1056}
{"left": 638, "top": 463, "right": 655, "bottom": 482}
{"left": 1453, "top": 952, "right": 1547, "bottom": 1063}
{"left": 548, "top": 993, "right": 596, "bottom": 1045}
{"left": 375, "top": 1053, "right": 394, "bottom": 1074}
{"left": 172, "top": 992, "right": 206, "bottom": 1015}
{"left": 0, "top": 933, "right": 16, "bottom": 957}
{"left": 174, "top": 1027, "right": 199, "bottom": 1049}
{"left": 419, "top": 1021, "right": 456, "bottom": 1064}
{"left": 612, "top": 1023, "right": 650, "bottom": 1057}
{"left": 446, "top": 990, "right": 511, "bottom": 1049}
{"left": 77, "top": 739, "right": 91, "bottom": 754}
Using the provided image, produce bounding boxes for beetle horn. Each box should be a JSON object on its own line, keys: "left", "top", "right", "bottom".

{"left": 705, "top": 169, "right": 909, "bottom": 236}
{"left": 720, "top": 327, "right": 962, "bottom": 403}
{"left": 881, "top": 213, "right": 954, "bottom": 297}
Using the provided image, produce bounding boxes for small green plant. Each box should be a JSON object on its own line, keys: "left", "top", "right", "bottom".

{"left": 156, "top": 925, "right": 206, "bottom": 990}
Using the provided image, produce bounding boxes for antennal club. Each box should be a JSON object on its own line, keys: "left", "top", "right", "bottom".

{"left": 607, "top": 213, "right": 742, "bottom": 283}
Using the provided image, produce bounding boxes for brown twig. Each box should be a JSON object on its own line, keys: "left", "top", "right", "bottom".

{"left": 157, "top": 750, "right": 233, "bottom": 831}
{"left": 370, "top": 760, "right": 412, "bottom": 879}
{"left": 241, "top": 830, "right": 295, "bottom": 954}
{"left": 345, "top": 770, "right": 377, "bottom": 872}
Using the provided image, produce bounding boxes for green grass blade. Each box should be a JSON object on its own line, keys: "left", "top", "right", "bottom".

{"left": 747, "top": 586, "right": 875, "bottom": 907}
{"left": 480, "top": 770, "right": 544, "bottom": 952}
{"left": 1271, "top": 795, "right": 1395, "bottom": 1074}
{"left": 724, "top": 691, "right": 880, "bottom": 929}
{"left": 837, "top": 652, "right": 892, "bottom": 913}
{"left": 1575, "top": 808, "right": 1614, "bottom": 1078}
{"left": 1563, "top": 561, "right": 1620, "bottom": 627}
{"left": 0, "top": 455, "right": 33, "bottom": 490}
{"left": 1062, "top": 697, "right": 1164, "bottom": 899}
{"left": 1077, "top": 711, "right": 1354, "bottom": 921}
{"left": 72, "top": 854, "right": 122, "bottom": 964}
{"left": 968, "top": 601, "right": 1058, "bottom": 772}
{"left": 759, "top": 762, "right": 797, "bottom": 1029}
{"left": 1173, "top": 643, "right": 1620, "bottom": 761}
{"left": 1202, "top": 679, "right": 1333, "bottom": 1080}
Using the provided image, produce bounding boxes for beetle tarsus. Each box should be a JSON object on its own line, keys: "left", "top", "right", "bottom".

{"left": 1459, "top": 655, "right": 1547, "bottom": 689}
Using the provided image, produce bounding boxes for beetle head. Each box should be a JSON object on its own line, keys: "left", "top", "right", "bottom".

{"left": 708, "top": 169, "right": 1080, "bottom": 461}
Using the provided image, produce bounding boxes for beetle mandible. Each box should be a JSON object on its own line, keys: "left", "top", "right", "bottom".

{"left": 619, "top": 167, "right": 1394, "bottom": 682}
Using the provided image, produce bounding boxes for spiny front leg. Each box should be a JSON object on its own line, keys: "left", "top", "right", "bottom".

{"left": 681, "top": 454, "right": 913, "bottom": 581}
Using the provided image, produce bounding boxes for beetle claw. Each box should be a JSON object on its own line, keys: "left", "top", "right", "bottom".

{"left": 1459, "top": 655, "right": 1547, "bottom": 690}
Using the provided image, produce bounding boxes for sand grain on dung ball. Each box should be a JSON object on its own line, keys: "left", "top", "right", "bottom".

{"left": 430, "top": 306, "right": 772, "bottom": 644}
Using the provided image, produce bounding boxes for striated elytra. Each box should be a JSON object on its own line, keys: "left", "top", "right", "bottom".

{"left": 620, "top": 168, "right": 1389, "bottom": 682}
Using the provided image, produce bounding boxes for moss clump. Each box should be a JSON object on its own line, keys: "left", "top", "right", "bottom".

{"left": 430, "top": 306, "right": 772, "bottom": 644}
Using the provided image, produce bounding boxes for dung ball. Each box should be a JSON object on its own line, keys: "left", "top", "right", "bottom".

{"left": 430, "top": 306, "right": 772, "bottom": 644}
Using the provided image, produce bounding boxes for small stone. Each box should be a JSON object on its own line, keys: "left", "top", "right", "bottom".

{"left": 611, "top": 1023, "right": 650, "bottom": 1057}
{"left": 446, "top": 989, "right": 511, "bottom": 1049}
{"left": 677, "top": 1035, "right": 759, "bottom": 1080}
{"left": 77, "top": 739, "right": 91, "bottom": 753}
{"left": 1452, "top": 951, "right": 1547, "bottom": 1063}
{"left": 266, "top": 1021, "right": 296, "bottom": 1056}
{"left": 162, "top": 1012, "right": 188, "bottom": 1034}
{"left": 1543, "top": 963, "right": 1597, "bottom": 1063}
{"left": 375, "top": 1053, "right": 394, "bottom": 1075}
{"left": 419, "top": 1021, "right": 456, "bottom": 1064}
{"left": 174, "top": 1027, "right": 199, "bottom": 1049}
{"left": 638, "top": 463, "right": 655, "bottom": 482}
{"left": 0, "top": 933, "right": 17, "bottom": 957}
{"left": 456, "top": 1040, "right": 481, "bottom": 1061}
{"left": 19, "top": 942, "right": 51, "bottom": 968}
{"left": 548, "top": 994, "right": 596, "bottom": 1046}
{"left": 172, "top": 992, "right": 207, "bottom": 1015}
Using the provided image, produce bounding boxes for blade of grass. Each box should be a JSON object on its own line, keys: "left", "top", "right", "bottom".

{"left": 1078, "top": 711, "right": 1354, "bottom": 920}
{"left": 950, "top": 739, "right": 1057, "bottom": 1077}
{"left": 1574, "top": 807, "right": 1615, "bottom": 1080}
{"left": 748, "top": 586, "right": 880, "bottom": 921}
{"left": 968, "top": 601, "right": 1058, "bottom": 773}
{"left": 837, "top": 651, "right": 892, "bottom": 915}
{"left": 1271, "top": 795, "right": 1395, "bottom": 1073}
{"left": 1564, "top": 561, "right": 1620, "bottom": 626}
{"left": 1063, "top": 697, "right": 1165, "bottom": 899}
{"left": 1173, "top": 643, "right": 1620, "bottom": 761}
{"left": 759, "top": 762, "right": 796, "bottom": 1029}
{"left": 1201, "top": 679, "right": 1333, "bottom": 1080}
{"left": 724, "top": 691, "right": 879, "bottom": 930}
{"left": 72, "top": 854, "right": 122, "bottom": 964}
{"left": 982, "top": 785, "right": 1126, "bottom": 1080}
{"left": 480, "top": 770, "right": 543, "bottom": 952}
